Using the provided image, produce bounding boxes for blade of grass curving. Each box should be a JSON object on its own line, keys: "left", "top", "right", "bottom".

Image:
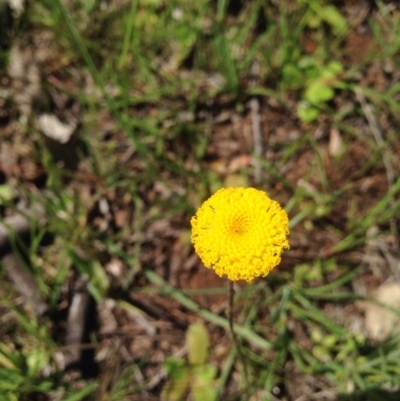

{"left": 368, "top": 181, "right": 400, "bottom": 221}
{"left": 143, "top": 269, "right": 273, "bottom": 351}
{"left": 215, "top": 347, "right": 236, "bottom": 401}
{"left": 216, "top": 0, "right": 229, "bottom": 21}
{"left": 138, "top": 287, "right": 230, "bottom": 296}
{"left": 307, "top": 136, "right": 330, "bottom": 190}
{"left": 378, "top": 345, "right": 388, "bottom": 384}
{"left": 288, "top": 208, "right": 312, "bottom": 229}
{"left": 288, "top": 342, "right": 321, "bottom": 374}
{"left": 65, "top": 246, "right": 104, "bottom": 303}
{"left": 263, "top": 333, "right": 288, "bottom": 392}
{"left": 138, "top": 279, "right": 274, "bottom": 297}
{"left": 301, "top": 264, "right": 364, "bottom": 296}
{"left": 213, "top": 24, "right": 239, "bottom": 95}
{"left": 333, "top": 177, "right": 400, "bottom": 254}
{"left": 234, "top": 1, "right": 262, "bottom": 51}
{"left": 303, "top": 292, "right": 363, "bottom": 301}
{"left": 357, "top": 346, "right": 400, "bottom": 371}
{"left": 353, "top": 369, "right": 368, "bottom": 391}
{"left": 49, "top": 251, "right": 71, "bottom": 312}
{"left": 119, "top": 0, "right": 139, "bottom": 69}
{"left": 53, "top": 0, "right": 147, "bottom": 159}
{"left": 63, "top": 381, "right": 99, "bottom": 401}
{"left": 290, "top": 292, "right": 345, "bottom": 337}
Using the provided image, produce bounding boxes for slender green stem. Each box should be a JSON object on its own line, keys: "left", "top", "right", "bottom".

{"left": 228, "top": 280, "right": 249, "bottom": 395}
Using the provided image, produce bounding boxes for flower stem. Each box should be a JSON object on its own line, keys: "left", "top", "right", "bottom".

{"left": 228, "top": 280, "right": 249, "bottom": 394}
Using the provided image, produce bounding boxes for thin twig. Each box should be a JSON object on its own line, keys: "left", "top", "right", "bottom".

{"left": 251, "top": 97, "right": 262, "bottom": 184}
{"left": 64, "top": 275, "right": 91, "bottom": 368}
{"left": 250, "top": 61, "right": 263, "bottom": 184}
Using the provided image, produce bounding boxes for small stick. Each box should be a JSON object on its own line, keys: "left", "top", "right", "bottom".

{"left": 64, "top": 275, "right": 91, "bottom": 368}
{"left": 2, "top": 253, "right": 48, "bottom": 316}
{"left": 250, "top": 62, "right": 263, "bottom": 184}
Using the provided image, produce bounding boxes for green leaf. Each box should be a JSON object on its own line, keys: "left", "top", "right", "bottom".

{"left": 186, "top": 322, "right": 210, "bottom": 365}
{"left": 297, "top": 102, "right": 320, "bottom": 122}
{"left": 319, "top": 5, "right": 347, "bottom": 35}
{"left": 164, "top": 357, "right": 188, "bottom": 375}
{"left": 162, "top": 358, "right": 190, "bottom": 401}
{"left": 193, "top": 364, "right": 217, "bottom": 381}
{"left": 282, "top": 63, "right": 303, "bottom": 88}
{"left": 0, "top": 184, "right": 13, "bottom": 204}
{"left": 191, "top": 364, "right": 218, "bottom": 401}
{"left": 0, "top": 368, "right": 24, "bottom": 391}
{"left": 326, "top": 61, "right": 343, "bottom": 75}
{"left": 307, "top": 14, "right": 322, "bottom": 29}
{"left": 0, "top": 347, "right": 20, "bottom": 372}
{"left": 26, "top": 348, "right": 49, "bottom": 376}
{"left": 91, "top": 260, "right": 110, "bottom": 297}
{"left": 304, "top": 82, "right": 334, "bottom": 104}
{"left": 297, "top": 56, "right": 318, "bottom": 70}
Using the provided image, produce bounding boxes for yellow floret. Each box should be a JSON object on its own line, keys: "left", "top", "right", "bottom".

{"left": 191, "top": 187, "right": 289, "bottom": 282}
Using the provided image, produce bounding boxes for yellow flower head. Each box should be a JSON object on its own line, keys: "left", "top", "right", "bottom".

{"left": 191, "top": 187, "right": 289, "bottom": 282}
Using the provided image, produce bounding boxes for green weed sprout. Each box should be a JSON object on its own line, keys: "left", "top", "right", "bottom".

{"left": 162, "top": 322, "right": 217, "bottom": 401}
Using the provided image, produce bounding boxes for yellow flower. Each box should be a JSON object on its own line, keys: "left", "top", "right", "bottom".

{"left": 191, "top": 187, "right": 289, "bottom": 282}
